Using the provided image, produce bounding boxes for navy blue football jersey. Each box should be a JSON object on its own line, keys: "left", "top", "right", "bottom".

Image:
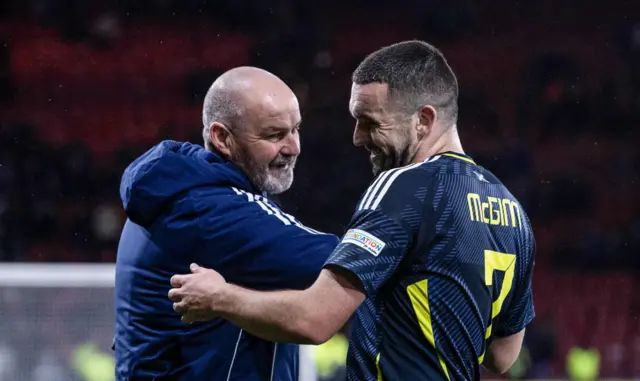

{"left": 325, "top": 152, "right": 535, "bottom": 381}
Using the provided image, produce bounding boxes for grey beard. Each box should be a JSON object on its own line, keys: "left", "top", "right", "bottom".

{"left": 234, "top": 149, "right": 295, "bottom": 195}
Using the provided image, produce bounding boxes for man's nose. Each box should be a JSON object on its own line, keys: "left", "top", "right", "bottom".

{"left": 281, "top": 133, "right": 301, "bottom": 156}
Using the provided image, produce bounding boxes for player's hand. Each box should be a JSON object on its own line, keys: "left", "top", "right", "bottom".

{"left": 168, "top": 263, "right": 227, "bottom": 324}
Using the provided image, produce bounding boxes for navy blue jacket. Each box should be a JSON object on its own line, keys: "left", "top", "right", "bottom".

{"left": 114, "top": 141, "right": 339, "bottom": 380}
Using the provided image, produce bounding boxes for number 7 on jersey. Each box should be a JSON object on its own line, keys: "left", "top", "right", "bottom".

{"left": 484, "top": 250, "right": 516, "bottom": 340}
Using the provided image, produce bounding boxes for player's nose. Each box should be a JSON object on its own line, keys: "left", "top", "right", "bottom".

{"left": 353, "top": 125, "right": 368, "bottom": 147}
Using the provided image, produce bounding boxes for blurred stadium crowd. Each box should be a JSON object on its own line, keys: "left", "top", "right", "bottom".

{"left": 0, "top": 0, "right": 639, "bottom": 379}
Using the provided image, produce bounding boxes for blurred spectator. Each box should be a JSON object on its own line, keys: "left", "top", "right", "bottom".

{"left": 88, "top": 11, "right": 121, "bottom": 50}
{"left": 90, "top": 202, "right": 123, "bottom": 246}
{"left": 0, "top": 40, "right": 15, "bottom": 103}
{"left": 314, "top": 334, "right": 348, "bottom": 381}
{"left": 0, "top": 342, "right": 16, "bottom": 380}
{"left": 32, "top": 350, "right": 73, "bottom": 381}
{"left": 525, "top": 316, "right": 557, "bottom": 379}
{"left": 567, "top": 344, "right": 600, "bottom": 381}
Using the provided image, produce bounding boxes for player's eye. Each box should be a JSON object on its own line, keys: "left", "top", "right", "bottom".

{"left": 360, "top": 117, "right": 379, "bottom": 127}
{"left": 362, "top": 121, "right": 379, "bottom": 131}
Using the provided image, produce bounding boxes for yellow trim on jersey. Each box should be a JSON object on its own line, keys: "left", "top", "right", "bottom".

{"left": 443, "top": 153, "right": 476, "bottom": 165}
{"left": 376, "top": 353, "right": 383, "bottom": 381}
{"left": 478, "top": 250, "right": 517, "bottom": 363}
{"left": 477, "top": 324, "right": 493, "bottom": 363}
{"left": 407, "top": 279, "right": 451, "bottom": 381}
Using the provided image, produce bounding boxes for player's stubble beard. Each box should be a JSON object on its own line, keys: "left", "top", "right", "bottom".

{"left": 232, "top": 143, "right": 296, "bottom": 195}
{"left": 370, "top": 124, "right": 415, "bottom": 177}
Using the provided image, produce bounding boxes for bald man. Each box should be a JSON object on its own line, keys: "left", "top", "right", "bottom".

{"left": 113, "top": 67, "right": 339, "bottom": 380}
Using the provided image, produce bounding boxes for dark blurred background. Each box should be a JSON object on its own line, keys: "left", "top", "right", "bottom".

{"left": 0, "top": 0, "right": 638, "bottom": 380}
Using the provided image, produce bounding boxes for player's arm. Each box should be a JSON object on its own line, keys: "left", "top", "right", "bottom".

{"left": 483, "top": 236, "right": 536, "bottom": 374}
{"left": 483, "top": 329, "right": 526, "bottom": 374}
{"left": 198, "top": 266, "right": 365, "bottom": 344}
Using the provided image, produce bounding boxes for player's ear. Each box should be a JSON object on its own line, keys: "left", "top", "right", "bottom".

{"left": 209, "top": 122, "right": 233, "bottom": 157}
{"left": 416, "top": 105, "right": 437, "bottom": 139}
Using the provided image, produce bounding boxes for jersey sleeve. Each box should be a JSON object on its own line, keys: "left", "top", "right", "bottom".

{"left": 196, "top": 188, "right": 340, "bottom": 291}
{"left": 325, "top": 165, "right": 435, "bottom": 296}
{"left": 493, "top": 236, "right": 536, "bottom": 337}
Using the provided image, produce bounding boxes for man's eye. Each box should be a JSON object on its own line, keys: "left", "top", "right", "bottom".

{"left": 359, "top": 121, "right": 377, "bottom": 130}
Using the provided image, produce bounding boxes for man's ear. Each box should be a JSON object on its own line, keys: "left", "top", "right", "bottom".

{"left": 209, "top": 122, "right": 233, "bottom": 157}
{"left": 416, "top": 105, "right": 437, "bottom": 140}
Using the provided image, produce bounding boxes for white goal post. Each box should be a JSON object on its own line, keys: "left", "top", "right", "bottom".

{"left": 0, "top": 263, "right": 317, "bottom": 381}
{"left": 0, "top": 263, "right": 116, "bottom": 287}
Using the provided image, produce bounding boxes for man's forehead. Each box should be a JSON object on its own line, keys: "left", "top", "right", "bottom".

{"left": 349, "top": 83, "right": 389, "bottom": 117}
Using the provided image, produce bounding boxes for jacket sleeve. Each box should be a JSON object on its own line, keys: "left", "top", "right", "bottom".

{"left": 193, "top": 187, "right": 340, "bottom": 290}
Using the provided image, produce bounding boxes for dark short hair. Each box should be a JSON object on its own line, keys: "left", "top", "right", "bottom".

{"left": 352, "top": 40, "right": 459, "bottom": 124}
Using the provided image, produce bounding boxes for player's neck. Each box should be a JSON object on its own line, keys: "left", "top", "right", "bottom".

{"left": 412, "top": 124, "right": 465, "bottom": 164}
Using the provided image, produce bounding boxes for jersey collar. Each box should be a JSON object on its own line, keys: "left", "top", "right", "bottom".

{"left": 434, "top": 151, "right": 476, "bottom": 165}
